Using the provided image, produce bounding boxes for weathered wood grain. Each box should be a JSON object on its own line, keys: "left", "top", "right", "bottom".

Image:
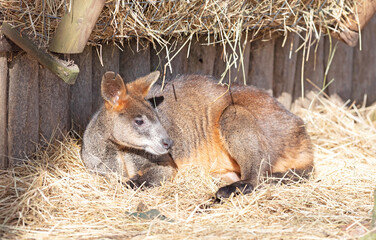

{"left": 8, "top": 54, "right": 39, "bottom": 165}
{"left": 92, "top": 44, "right": 119, "bottom": 112}
{"left": 49, "top": 0, "right": 105, "bottom": 54}
{"left": 248, "top": 39, "right": 275, "bottom": 95}
{"left": 0, "top": 52, "right": 7, "bottom": 169}
{"left": 120, "top": 40, "right": 150, "bottom": 83}
{"left": 187, "top": 37, "right": 216, "bottom": 76}
{"left": 213, "top": 36, "right": 251, "bottom": 84}
{"left": 2, "top": 23, "right": 79, "bottom": 84}
{"left": 293, "top": 36, "right": 325, "bottom": 100}
{"left": 273, "top": 34, "right": 300, "bottom": 109}
{"left": 150, "top": 38, "right": 189, "bottom": 82}
{"left": 39, "top": 65, "right": 70, "bottom": 142}
{"left": 325, "top": 38, "right": 353, "bottom": 101}
{"left": 352, "top": 15, "right": 376, "bottom": 105}
{"left": 0, "top": 33, "right": 12, "bottom": 53}
{"left": 70, "top": 46, "right": 93, "bottom": 131}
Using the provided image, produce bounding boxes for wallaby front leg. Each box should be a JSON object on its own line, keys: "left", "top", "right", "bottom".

{"left": 126, "top": 164, "right": 177, "bottom": 188}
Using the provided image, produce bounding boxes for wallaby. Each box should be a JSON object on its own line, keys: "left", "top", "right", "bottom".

{"left": 81, "top": 71, "right": 176, "bottom": 187}
{"left": 82, "top": 71, "right": 313, "bottom": 199}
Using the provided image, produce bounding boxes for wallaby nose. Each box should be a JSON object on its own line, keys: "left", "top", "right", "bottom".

{"left": 161, "top": 138, "right": 173, "bottom": 150}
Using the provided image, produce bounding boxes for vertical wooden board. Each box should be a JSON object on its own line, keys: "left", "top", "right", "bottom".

{"left": 293, "top": 36, "right": 325, "bottom": 100}
{"left": 70, "top": 46, "right": 93, "bottom": 130}
{"left": 187, "top": 37, "right": 216, "bottom": 76}
{"left": 273, "top": 34, "right": 300, "bottom": 109}
{"left": 92, "top": 44, "right": 119, "bottom": 112}
{"left": 120, "top": 40, "right": 150, "bottom": 83}
{"left": 325, "top": 38, "right": 353, "bottom": 101}
{"left": 150, "top": 39, "right": 188, "bottom": 82}
{"left": 0, "top": 53, "right": 7, "bottom": 169}
{"left": 248, "top": 39, "right": 275, "bottom": 95}
{"left": 352, "top": 15, "right": 376, "bottom": 105}
{"left": 213, "top": 36, "right": 251, "bottom": 84}
{"left": 39, "top": 66, "right": 70, "bottom": 142}
{"left": 8, "top": 54, "right": 39, "bottom": 165}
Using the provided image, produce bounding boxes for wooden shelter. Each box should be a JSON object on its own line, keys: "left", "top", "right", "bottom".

{"left": 0, "top": 0, "right": 376, "bottom": 169}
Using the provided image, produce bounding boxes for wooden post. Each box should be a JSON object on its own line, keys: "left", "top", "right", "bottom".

{"left": 325, "top": 38, "right": 353, "bottom": 101}
{"left": 70, "top": 46, "right": 93, "bottom": 131}
{"left": 92, "top": 44, "right": 120, "bottom": 112}
{"left": 150, "top": 38, "right": 189, "bottom": 82}
{"left": 273, "top": 34, "right": 300, "bottom": 109}
{"left": 1, "top": 23, "right": 79, "bottom": 84}
{"left": 352, "top": 15, "right": 376, "bottom": 105}
{"left": 49, "top": 0, "right": 105, "bottom": 54}
{"left": 248, "top": 39, "right": 275, "bottom": 95}
{"left": 187, "top": 37, "right": 216, "bottom": 76}
{"left": 39, "top": 66, "right": 70, "bottom": 142}
{"left": 212, "top": 35, "right": 250, "bottom": 84}
{"left": 293, "top": 36, "right": 325, "bottom": 100}
{"left": 331, "top": 0, "right": 376, "bottom": 47}
{"left": 120, "top": 40, "right": 151, "bottom": 83}
{"left": 0, "top": 51, "right": 7, "bottom": 169}
{"left": 8, "top": 54, "right": 39, "bottom": 165}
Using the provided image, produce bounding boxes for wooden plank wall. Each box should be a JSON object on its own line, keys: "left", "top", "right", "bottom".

{"left": 0, "top": 15, "right": 375, "bottom": 168}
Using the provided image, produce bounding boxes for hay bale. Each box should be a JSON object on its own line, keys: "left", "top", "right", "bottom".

{"left": 0, "top": 93, "right": 375, "bottom": 239}
{"left": 0, "top": 0, "right": 357, "bottom": 46}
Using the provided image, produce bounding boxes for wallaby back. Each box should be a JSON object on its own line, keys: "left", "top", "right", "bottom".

{"left": 148, "top": 75, "right": 313, "bottom": 198}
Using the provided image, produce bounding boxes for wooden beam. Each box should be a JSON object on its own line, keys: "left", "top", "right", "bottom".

{"left": 8, "top": 55, "right": 39, "bottom": 165}
{"left": 0, "top": 52, "right": 7, "bottom": 169}
{"left": 39, "top": 66, "right": 70, "bottom": 142}
{"left": 187, "top": 37, "right": 216, "bottom": 76}
{"left": 49, "top": 0, "right": 105, "bottom": 54}
{"left": 213, "top": 36, "right": 251, "bottom": 84}
{"left": 120, "top": 40, "right": 151, "bottom": 83}
{"left": 150, "top": 38, "right": 188, "bottom": 82}
{"left": 92, "top": 44, "right": 119, "bottom": 112}
{"left": 273, "top": 34, "right": 300, "bottom": 109}
{"left": 71, "top": 46, "right": 93, "bottom": 131}
{"left": 325, "top": 38, "right": 353, "bottom": 101}
{"left": 1, "top": 23, "right": 79, "bottom": 84}
{"left": 352, "top": 15, "right": 376, "bottom": 105}
{"left": 0, "top": 33, "right": 12, "bottom": 53}
{"left": 248, "top": 39, "right": 275, "bottom": 95}
{"left": 293, "top": 36, "right": 325, "bottom": 100}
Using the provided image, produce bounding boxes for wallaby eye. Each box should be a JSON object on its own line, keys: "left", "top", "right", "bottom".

{"left": 135, "top": 118, "right": 144, "bottom": 126}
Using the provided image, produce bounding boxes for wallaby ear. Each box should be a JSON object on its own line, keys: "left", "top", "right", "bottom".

{"left": 101, "top": 71, "right": 127, "bottom": 110}
{"left": 127, "top": 71, "right": 160, "bottom": 97}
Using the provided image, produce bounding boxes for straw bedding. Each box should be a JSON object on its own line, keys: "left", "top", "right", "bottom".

{"left": 0, "top": 0, "right": 358, "bottom": 46}
{"left": 0, "top": 93, "right": 375, "bottom": 239}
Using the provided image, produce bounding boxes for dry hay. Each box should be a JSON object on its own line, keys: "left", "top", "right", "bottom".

{"left": 0, "top": 93, "right": 376, "bottom": 239}
{"left": 0, "top": 0, "right": 358, "bottom": 47}
{"left": 0, "top": 0, "right": 360, "bottom": 83}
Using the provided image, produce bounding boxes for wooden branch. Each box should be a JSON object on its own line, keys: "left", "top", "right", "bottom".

{"left": 1, "top": 23, "right": 79, "bottom": 84}
{"left": 49, "top": 0, "right": 105, "bottom": 54}
{"left": 0, "top": 32, "right": 12, "bottom": 53}
{"left": 331, "top": 0, "right": 376, "bottom": 47}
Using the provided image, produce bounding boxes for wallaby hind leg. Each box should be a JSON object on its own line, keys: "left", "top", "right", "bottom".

{"left": 216, "top": 105, "right": 271, "bottom": 199}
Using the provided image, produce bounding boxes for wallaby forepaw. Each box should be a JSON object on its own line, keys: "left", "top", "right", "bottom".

{"left": 126, "top": 180, "right": 141, "bottom": 189}
{"left": 215, "top": 181, "right": 254, "bottom": 199}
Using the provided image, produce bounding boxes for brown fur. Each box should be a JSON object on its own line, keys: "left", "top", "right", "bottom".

{"left": 82, "top": 72, "right": 313, "bottom": 197}
{"left": 148, "top": 74, "right": 313, "bottom": 198}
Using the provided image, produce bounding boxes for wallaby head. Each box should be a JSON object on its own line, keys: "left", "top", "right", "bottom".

{"left": 101, "top": 71, "right": 173, "bottom": 155}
